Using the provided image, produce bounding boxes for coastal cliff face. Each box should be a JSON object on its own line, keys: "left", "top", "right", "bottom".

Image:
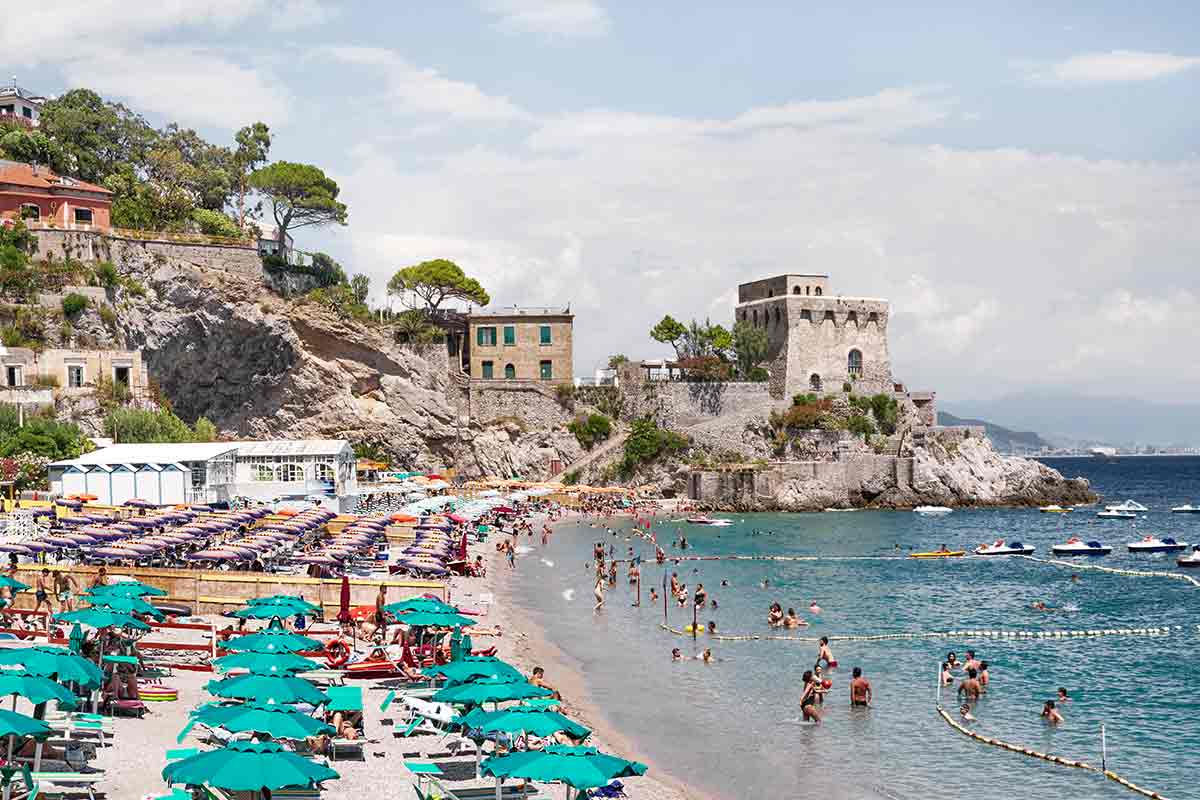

{"left": 72, "top": 247, "right": 582, "bottom": 477}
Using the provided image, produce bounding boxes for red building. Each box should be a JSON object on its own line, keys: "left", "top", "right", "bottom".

{"left": 0, "top": 159, "right": 112, "bottom": 231}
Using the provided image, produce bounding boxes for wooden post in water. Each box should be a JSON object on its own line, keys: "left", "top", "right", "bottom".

{"left": 1101, "top": 723, "right": 1107, "bottom": 772}
{"left": 692, "top": 594, "right": 698, "bottom": 641}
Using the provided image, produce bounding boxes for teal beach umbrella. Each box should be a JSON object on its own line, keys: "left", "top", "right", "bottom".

{"left": 0, "top": 708, "right": 51, "bottom": 739}
{"left": 211, "top": 652, "right": 321, "bottom": 675}
{"left": 397, "top": 611, "right": 476, "bottom": 628}
{"left": 189, "top": 700, "right": 335, "bottom": 739}
{"left": 0, "top": 646, "right": 103, "bottom": 689}
{"left": 0, "top": 576, "right": 29, "bottom": 593}
{"left": 222, "top": 618, "right": 321, "bottom": 654}
{"left": 82, "top": 595, "right": 165, "bottom": 620}
{"left": 161, "top": 739, "right": 339, "bottom": 792}
{"left": 229, "top": 605, "right": 306, "bottom": 620}
{"left": 432, "top": 676, "right": 552, "bottom": 706}
{"left": 246, "top": 595, "right": 320, "bottom": 614}
{"left": 481, "top": 745, "right": 647, "bottom": 793}
{"left": 423, "top": 656, "right": 523, "bottom": 684}
{"left": 85, "top": 581, "right": 167, "bottom": 597}
{"left": 382, "top": 597, "right": 459, "bottom": 615}
{"left": 0, "top": 673, "right": 77, "bottom": 709}
{"left": 54, "top": 608, "right": 150, "bottom": 631}
{"left": 457, "top": 706, "right": 590, "bottom": 740}
{"left": 205, "top": 674, "right": 327, "bottom": 706}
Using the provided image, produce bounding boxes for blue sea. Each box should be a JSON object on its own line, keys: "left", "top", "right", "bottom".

{"left": 508, "top": 457, "right": 1200, "bottom": 800}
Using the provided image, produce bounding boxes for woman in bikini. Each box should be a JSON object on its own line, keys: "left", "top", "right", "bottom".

{"left": 800, "top": 670, "right": 824, "bottom": 723}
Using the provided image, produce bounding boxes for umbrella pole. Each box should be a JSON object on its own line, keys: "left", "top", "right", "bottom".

{"left": 1, "top": 735, "right": 11, "bottom": 800}
{"left": 495, "top": 776, "right": 501, "bottom": 800}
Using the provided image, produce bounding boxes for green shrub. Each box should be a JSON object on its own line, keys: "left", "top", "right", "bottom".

{"left": 555, "top": 383, "right": 576, "bottom": 407}
{"left": 61, "top": 292, "right": 88, "bottom": 317}
{"left": 567, "top": 413, "right": 612, "bottom": 449}
{"left": 191, "top": 208, "right": 241, "bottom": 238}
{"left": 562, "top": 469, "right": 580, "bottom": 485}
{"left": 842, "top": 381, "right": 852, "bottom": 392}
{"left": 846, "top": 414, "right": 875, "bottom": 438}
{"left": 98, "top": 306, "right": 117, "bottom": 327}
{"left": 617, "top": 417, "right": 687, "bottom": 477}
{"left": 868, "top": 393, "right": 899, "bottom": 434}
{"left": 747, "top": 366, "right": 769, "bottom": 382}
{"left": 122, "top": 277, "right": 146, "bottom": 297}
{"left": 94, "top": 261, "right": 119, "bottom": 290}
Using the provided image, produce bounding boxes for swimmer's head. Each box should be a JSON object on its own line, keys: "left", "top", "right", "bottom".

{"left": 852, "top": 667, "right": 862, "bottom": 678}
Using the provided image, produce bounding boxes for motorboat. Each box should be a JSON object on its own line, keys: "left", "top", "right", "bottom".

{"left": 686, "top": 517, "right": 733, "bottom": 526}
{"left": 1039, "top": 505, "right": 1071, "bottom": 514}
{"left": 1127, "top": 535, "right": 1189, "bottom": 554}
{"left": 1170, "top": 504, "right": 1200, "bottom": 514}
{"left": 914, "top": 506, "right": 953, "bottom": 516}
{"left": 973, "top": 539, "right": 1035, "bottom": 556}
{"left": 1105, "top": 500, "right": 1149, "bottom": 513}
{"left": 1097, "top": 510, "right": 1137, "bottom": 519}
{"left": 1178, "top": 547, "right": 1200, "bottom": 568}
{"left": 1051, "top": 537, "right": 1112, "bottom": 556}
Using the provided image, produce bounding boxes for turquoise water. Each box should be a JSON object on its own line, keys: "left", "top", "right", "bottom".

{"left": 508, "top": 457, "right": 1200, "bottom": 800}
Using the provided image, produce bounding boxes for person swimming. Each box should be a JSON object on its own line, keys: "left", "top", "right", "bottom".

{"left": 1041, "top": 700, "right": 1063, "bottom": 724}
{"left": 671, "top": 648, "right": 682, "bottom": 662}
{"left": 767, "top": 603, "right": 784, "bottom": 627}
{"left": 784, "top": 608, "right": 806, "bottom": 628}
{"left": 809, "top": 600, "right": 821, "bottom": 614}
{"left": 959, "top": 703, "right": 976, "bottom": 722}
{"left": 940, "top": 662, "right": 954, "bottom": 686}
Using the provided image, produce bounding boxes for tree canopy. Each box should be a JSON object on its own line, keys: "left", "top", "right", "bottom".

{"left": 732, "top": 320, "right": 769, "bottom": 378}
{"left": 649, "top": 315, "right": 687, "bottom": 358}
{"left": 350, "top": 274, "right": 370, "bottom": 305}
{"left": 249, "top": 161, "right": 348, "bottom": 249}
{"left": 386, "top": 259, "right": 490, "bottom": 312}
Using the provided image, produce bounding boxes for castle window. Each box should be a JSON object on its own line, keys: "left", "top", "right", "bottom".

{"left": 810, "top": 374, "right": 822, "bottom": 392}
{"left": 792, "top": 286, "right": 801, "bottom": 295}
{"left": 767, "top": 290, "right": 774, "bottom": 298}
{"left": 800, "top": 310, "right": 812, "bottom": 322}
{"left": 504, "top": 363, "right": 516, "bottom": 379}
{"left": 815, "top": 287, "right": 823, "bottom": 296}
{"left": 773, "top": 307, "right": 781, "bottom": 325}
{"left": 845, "top": 311, "right": 858, "bottom": 327}
{"left": 806, "top": 286, "right": 811, "bottom": 295}
{"left": 752, "top": 309, "right": 758, "bottom": 326}
{"left": 848, "top": 349, "right": 863, "bottom": 378}
{"left": 867, "top": 312, "right": 879, "bottom": 324}
{"left": 823, "top": 310, "right": 835, "bottom": 323}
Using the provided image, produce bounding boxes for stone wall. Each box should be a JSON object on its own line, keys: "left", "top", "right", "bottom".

{"left": 36, "top": 285, "right": 108, "bottom": 310}
{"left": 619, "top": 380, "right": 773, "bottom": 427}
{"left": 686, "top": 453, "right": 915, "bottom": 510}
{"left": 32, "top": 229, "right": 262, "bottom": 279}
{"left": 469, "top": 380, "right": 571, "bottom": 429}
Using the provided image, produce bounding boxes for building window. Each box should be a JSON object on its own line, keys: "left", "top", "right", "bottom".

{"left": 845, "top": 311, "right": 858, "bottom": 326}
{"left": 773, "top": 307, "right": 781, "bottom": 325}
{"left": 503, "top": 325, "right": 516, "bottom": 346}
{"left": 73, "top": 208, "right": 93, "bottom": 225}
{"left": 481, "top": 361, "right": 494, "bottom": 379}
{"left": 22, "top": 107, "right": 32, "bottom": 119}
{"left": 539, "top": 360, "right": 552, "bottom": 380}
{"left": 19, "top": 204, "right": 39, "bottom": 221}
{"left": 314, "top": 463, "right": 334, "bottom": 482}
{"left": 113, "top": 366, "right": 130, "bottom": 387}
{"left": 279, "top": 463, "right": 303, "bottom": 482}
{"left": 793, "top": 286, "right": 802, "bottom": 295}
{"left": 815, "top": 287, "right": 823, "bottom": 296}
{"left": 752, "top": 309, "right": 758, "bottom": 326}
{"left": 767, "top": 290, "right": 774, "bottom": 298}
{"left": 477, "top": 326, "right": 497, "bottom": 346}
{"left": 504, "top": 363, "right": 516, "bottom": 379}
{"left": 539, "top": 325, "right": 552, "bottom": 345}
{"left": 810, "top": 374, "right": 822, "bottom": 392}
{"left": 800, "top": 310, "right": 812, "bottom": 322}
{"left": 253, "top": 464, "right": 276, "bottom": 481}
{"left": 848, "top": 349, "right": 863, "bottom": 378}
{"left": 4, "top": 366, "right": 20, "bottom": 387}
{"left": 67, "top": 365, "right": 84, "bottom": 388}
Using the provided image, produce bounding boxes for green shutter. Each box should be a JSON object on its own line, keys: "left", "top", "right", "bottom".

{"left": 482, "top": 361, "right": 493, "bottom": 379}
{"left": 476, "top": 327, "right": 484, "bottom": 346}
{"left": 540, "top": 360, "right": 552, "bottom": 380}
{"left": 503, "top": 326, "right": 515, "bottom": 345}
{"left": 539, "top": 325, "right": 551, "bottom": 345}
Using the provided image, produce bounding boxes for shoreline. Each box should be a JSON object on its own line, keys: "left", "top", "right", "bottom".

{"left": 468, "top": 512, "right": 717, "bottom": 800}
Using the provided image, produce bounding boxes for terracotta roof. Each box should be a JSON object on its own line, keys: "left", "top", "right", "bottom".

{"left": 0, "top": 160, "right": 111, "bottom": 195}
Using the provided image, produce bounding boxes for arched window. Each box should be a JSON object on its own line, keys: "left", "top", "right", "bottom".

{"left": 847, "top": 349, "right": 863, "bottom": 378}
{"left": 314, "top": 463, "right": 335, "bottom": 483}
{"left": 253, "top": 464, "right": 276, "bottom": 482}
{"left": 504, "top": 363, "right": 516, "bottom": 379}
{"left": 805, "top": 286, "right": 811, "bottom": 295}
{"left": 815, "top": 287, "right": 823, "bottom": 296}
{"left": 767, "top": 289, "right": 774, "bottom": 298}
{"left": 279, "top": 463, "right": 303, "bottom": 482}
{"left": 810, "top": 374, "right": 822, "bottom": 392}
{"left": 799, "top": 310, "right": 812, "bottom": 322}
{"left": 792, "top": 286, "right": 802, "bottom": 295}
{"left": 773, "top": 307, "right": 781, "bottom": 325}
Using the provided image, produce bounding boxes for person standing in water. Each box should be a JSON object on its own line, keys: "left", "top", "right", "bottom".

{"left": 849, "top": 667, "right": 872, "bottom": 708}
{"left": 593, "top": 575, "right": 605, "bottom": 611}
{"left": 817, "top": 637, "right": 837, "bottom": 668}
{"left": 800, "top": 670, "right": 824, "bottom": 723}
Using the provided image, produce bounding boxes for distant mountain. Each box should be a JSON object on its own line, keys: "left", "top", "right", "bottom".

{"left": 946, "top": 391, "right": 1200, "bottom": 449}
{"left": 937, "top": 411, "right": 1051, "bottom": 453}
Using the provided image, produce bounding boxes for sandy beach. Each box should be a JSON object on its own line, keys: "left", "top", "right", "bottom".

{"left": 77, "top": 509, "right": 706, "bottom": 800}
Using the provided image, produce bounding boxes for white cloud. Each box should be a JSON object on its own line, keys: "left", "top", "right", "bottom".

{"left": 1028, "top": 50, "right": 1200, "bottom": 84}
{"left": 337, "top": 86, "right": 1200, "bottom": 401}
{"left": 60, "top": 47, "right": 290, "bottom": 129}
{"left": 480, "top": 0, "right": 610, "bottom": 38}
{"left": 322, "top": 47, "right": 528, "bottom": 122}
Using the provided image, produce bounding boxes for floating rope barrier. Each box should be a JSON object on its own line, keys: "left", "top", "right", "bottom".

{"left": 1020, "top": 555, "right": 1200, "bottom": 588}
{"left": 664, "top": 554, "right": 908, "bottom": 562}
{"left": 936, "top": 707, "right": 1170, "bottom": 799}
{"left": 660, "top": 623, "right": 1183, "bottom": 643}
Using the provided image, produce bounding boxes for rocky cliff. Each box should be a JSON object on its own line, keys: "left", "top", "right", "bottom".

{"left": 65, "top": 243, "right": 582, "bottom": 478}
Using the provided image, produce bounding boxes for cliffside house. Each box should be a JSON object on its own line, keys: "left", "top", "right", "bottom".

{"left": 465, "top": 306, "right": 574, "bottom": 382}
{"left": 0, "top": 82, "right": 44, "bottom": 128}
{"left": 248, "top": 222, "right": 295, "bottom": 264}
{"left": 0, "top": 160, "right": 112, "bottom": 231}
{"left": 0, "top": 347, "right": 148, "bottom": 408}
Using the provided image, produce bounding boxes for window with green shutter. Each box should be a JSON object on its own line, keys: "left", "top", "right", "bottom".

{"left": 539, "top": 360, "right": 552, "bottom": 380}
{"left": 503, "top": 326, "right": 515, "bottom": 345}
{"left": 481, "top": 361, "right": 494, "bottom": 379}
{"left": 477, "top": 326, "right": 497, "bottom": 346}
{"left": 504, "top": 363, "right": 516, "bottom": 379}
{"left": 539, "top": 325, "right": 552, "bottom": 345}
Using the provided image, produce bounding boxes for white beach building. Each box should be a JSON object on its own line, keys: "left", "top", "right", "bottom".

{"left": 232, "top": 440, "right": 356, "bottom": 501}
{"left": 48, "top": 443, "right": 239, "bottom": 505}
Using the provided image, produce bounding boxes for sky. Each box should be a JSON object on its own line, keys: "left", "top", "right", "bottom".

{"left": 5, "top": 1, "right": 1200, "bottom": 412}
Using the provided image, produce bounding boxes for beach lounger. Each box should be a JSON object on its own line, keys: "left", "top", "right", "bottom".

{"left": 588, "top": 781, "right": 627, "bottom": 798}
{"left": 26, "top": 771, "right": 103, "bottom": 800}
{"left": 449, "top": 784, "right": 540, "bottom": 800}
{"left": 325, "top": 685, "right": 365, "bottom": 761}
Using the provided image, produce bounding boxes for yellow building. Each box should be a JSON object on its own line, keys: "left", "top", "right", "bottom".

{"left": 466, "top": 306, "right": 574, "bottom": 382}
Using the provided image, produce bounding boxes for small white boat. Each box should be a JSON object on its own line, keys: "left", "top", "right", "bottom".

{"left": 686, "top": 517, "right": 733, "bottom": 526}
{"left": 1127, "top": 535, "right": 1189, "bottom": 554}
{"left": 914, "top": 506, "right": 953, "bottom": 516}
{"left": 1051, "top": 537, "right": 1112, "bottom": 556}
{"left": 973, "top": 539, "right": 1035, "bottom": 556}
{"left": 1039, "top": 505, "right": 1071, "bottom": 514}
{"left": 1105, "top": 500, "right": 1149, "bottom": 512}
{"left": 1170, "top": 504, "right": 1200, "bottom": 514}
{"left": 1178, "top": 547, "right": 1200, "bottom": 568}
{"left": 1097, "top": 510, "right": 1137, "bottom": 519}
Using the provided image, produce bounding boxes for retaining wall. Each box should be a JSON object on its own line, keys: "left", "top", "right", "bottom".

{"left": 32, "top": 229, "right": 262, "bottom": 279}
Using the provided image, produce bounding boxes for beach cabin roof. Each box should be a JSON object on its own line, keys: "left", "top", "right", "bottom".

{"left": 49, "top": 442, "right": 239, "bottom": 469}
{"left": 235, "top": 440, "right": 352, "bottom": 458}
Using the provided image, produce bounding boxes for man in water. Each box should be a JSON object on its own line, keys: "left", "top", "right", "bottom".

{"left": 694, "top": 583, "right": 707, "bottom": 608}
{"left": 849, "top": 667, "right": 872, "bottom": 708}
{"left": 959, "top": 703, "right": 976, "bottom": 723}
{"left": 809, "top": 599, "right": 821, "bottom": 615}
{"left": 1057, "top": 687, "right": 1070, "bottom": 704}
{"left": 816, "top": 637, "right": 836, "bottom": 668}
{"left": 671, "top": 648, "right": 682, "bottom": 662}
{"left": 957, "top": 668, "right": 982, "bottom": 701}
{"left": 963, "top": 650, "right": 980, "bottom": 673}
{"left": 1041, "top": 700, "right": 1063, "bottom": 724}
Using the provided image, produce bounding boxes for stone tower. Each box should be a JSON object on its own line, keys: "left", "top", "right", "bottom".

{"left": 734, "top": 274, "right": 893, "bottom": 399}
